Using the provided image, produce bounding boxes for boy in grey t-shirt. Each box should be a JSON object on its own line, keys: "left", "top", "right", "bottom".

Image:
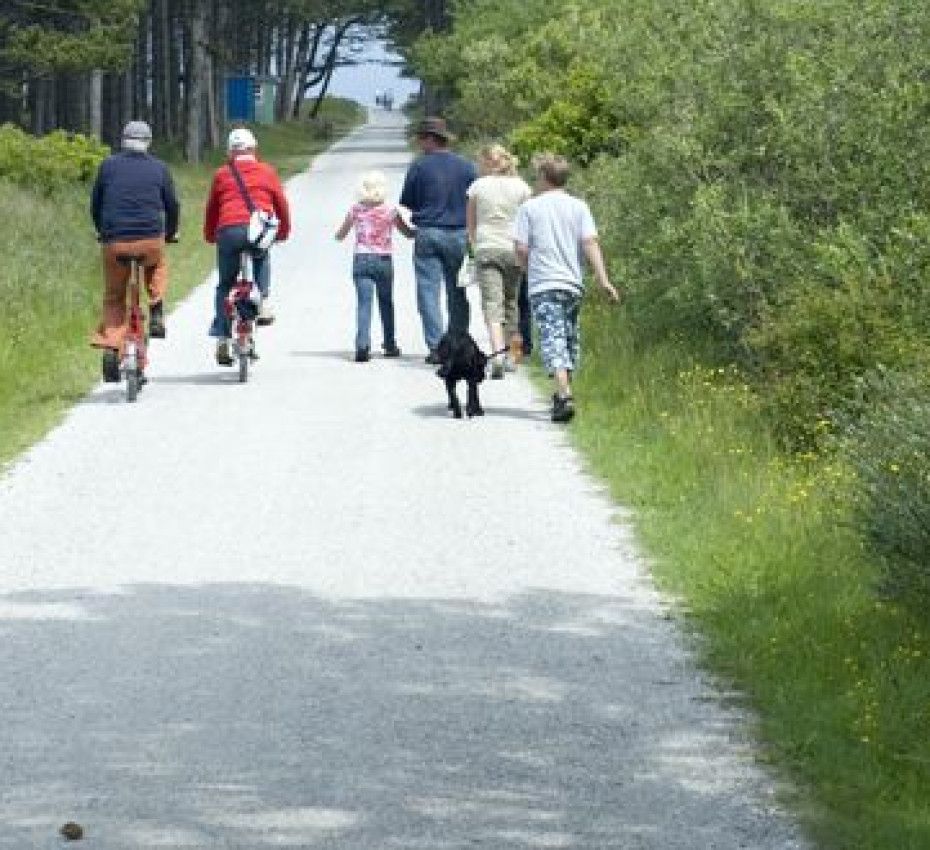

{"left": 513, "top": 154, "right": 620, "bottom": 422}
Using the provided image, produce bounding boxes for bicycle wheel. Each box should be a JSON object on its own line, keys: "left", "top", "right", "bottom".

{"left": 238, "top": 350, "right": 248, "bottom": 383}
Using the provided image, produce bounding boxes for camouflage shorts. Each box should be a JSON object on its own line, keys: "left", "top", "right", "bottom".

{"left": 530, "top": 290, "right": 582, "bottom": 374}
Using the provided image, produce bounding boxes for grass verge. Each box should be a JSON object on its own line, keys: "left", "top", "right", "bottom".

{"left": 565, "top": 298, "right": 930, "bottom": 849}
{"left": 0, "top": 97, "right": 364, "bottom": 467}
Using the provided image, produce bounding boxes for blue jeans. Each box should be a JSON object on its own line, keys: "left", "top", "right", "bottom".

{"left": 210, "top": 225, "right": 270, "bottom": 338}
{"left": 353, "top": 254, "right": 395, "bottom": 351}
{"left": 413, "top": 227, "right": 469, "bottom": 351}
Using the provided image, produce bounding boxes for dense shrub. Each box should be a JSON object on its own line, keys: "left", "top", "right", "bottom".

{"left": 0, "top": 124, "right": 107, "bottom": 192}
{"left": 413, "top": 0, "right": 930, "bottom": 448}
{"left": 410, "top": 0, "right": 930, "bottom": 596}
{"left": 844, "top": 372, "right": 930, "bottom": 598}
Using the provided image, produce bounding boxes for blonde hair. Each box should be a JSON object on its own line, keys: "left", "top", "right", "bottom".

{"left": 358, "top": 171, "right": 388, "bottom": 205}
{"left": 532, "top": 152, "right": 571, "bottom": 187}
{"left": 478, "top": 144, "right": 520, "bottom": 177}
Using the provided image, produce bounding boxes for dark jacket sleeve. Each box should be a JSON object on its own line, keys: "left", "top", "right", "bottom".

{"left": 161, "top": 164, "right": 180, "bottom": 238}
{"left": 90, "top": 162, "right": 105, "bottom": 234}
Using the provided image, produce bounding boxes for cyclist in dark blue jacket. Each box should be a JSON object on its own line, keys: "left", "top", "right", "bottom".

{"left": 90, "top": 121, "right": 179, "bottom": 357}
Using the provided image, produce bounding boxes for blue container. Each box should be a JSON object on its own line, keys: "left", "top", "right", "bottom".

{"left": 226, "top": 76, "right": 255, "bottom": 122}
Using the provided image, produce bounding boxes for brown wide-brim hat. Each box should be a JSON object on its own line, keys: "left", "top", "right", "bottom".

{"left": 414, "top": 117, "right": 456, "bottom": 143}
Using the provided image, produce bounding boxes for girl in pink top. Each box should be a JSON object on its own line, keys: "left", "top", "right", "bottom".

{"left": 336, "top": 171, "right": 414, "bottom": 361}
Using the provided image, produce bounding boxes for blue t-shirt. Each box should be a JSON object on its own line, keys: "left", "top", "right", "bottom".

{"left": 399, "top": 151, "right": 477, "bottom": 229}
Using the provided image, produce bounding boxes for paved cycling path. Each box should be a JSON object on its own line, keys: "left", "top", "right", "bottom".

{"left": 0, "top": 112, "right": 808, "bottom": 848}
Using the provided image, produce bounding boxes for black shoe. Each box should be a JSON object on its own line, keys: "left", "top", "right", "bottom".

{"left": 149, "top": 301, "right": 166, "bottom": 339}
{"left": 383, "top": 343, "right": 402, "bottom": 358}
{"left": 102, "top": 349, "right": 120, "bottom": 383}
{"left": 355, "top": 348, "right": 371, "bottom": 363}
{"left": 551, "top": 394, "right": 575, "bottom": 423}
{"left": 216, "top": 339, "right": 234, "bottom": 367}
{"left": 425, "top": 349, "right": 441, "bottom": 365}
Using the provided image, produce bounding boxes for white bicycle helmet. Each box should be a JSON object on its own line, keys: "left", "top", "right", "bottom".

{"left": 227, "top": 128, "right": 258, "bottom": 152}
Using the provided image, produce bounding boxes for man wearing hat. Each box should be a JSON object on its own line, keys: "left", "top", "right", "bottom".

{"left": 90, "top": 120, "right": 179, "bottom": 361}
{"left": 400, "top": 117, "right": 478, "bottom": 362}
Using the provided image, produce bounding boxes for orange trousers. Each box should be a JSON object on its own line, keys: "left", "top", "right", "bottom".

{"left": 91, "top": 237, "right": 168, "bottom": 349}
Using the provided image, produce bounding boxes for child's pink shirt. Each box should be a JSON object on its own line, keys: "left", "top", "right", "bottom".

{"left": 351, "top": 202, "right": 397, "bottom": 255}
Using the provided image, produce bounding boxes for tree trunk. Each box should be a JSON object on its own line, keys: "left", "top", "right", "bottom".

{"left": 154, "top": 0, "right": 177, "bottom": 140}
{"left": 284, "top": 23, "right": 314, "bottom": 121}
{"left": 185, "top": 0, "right": 207, "bottom": 162}
{"left": 170, "top": 0, "right": 183, "bottom": 141}
{"left": 89, "top": 70, "right": 103, "bottom": 137}
{"left": 122, "top": 70, "right": 134, "bottom": 124}
{"left": 135, "top": 9, "right": 150, "bottom": 122}
{"left": 205, "top": 44, "right": 220, "bottom": 149}
{"left": 27, "top": 77, "right": 45, "bottom": 135}
{"left": 310, "top": 63, "right": 336, "bottom": 119}
{"left": 308, "top": 19, "right": 357, "bottom": 119}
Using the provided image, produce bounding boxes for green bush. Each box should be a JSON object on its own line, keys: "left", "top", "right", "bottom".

{"left": 0, "top": 124, "right": 107, "bottom": 192}
{"left": 844, "top": 371, "right": 930, "bottom": 599}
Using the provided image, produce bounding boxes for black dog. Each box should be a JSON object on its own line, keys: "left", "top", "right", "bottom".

{"left": 435, "top": 331, "right": 487, "bottom": 419}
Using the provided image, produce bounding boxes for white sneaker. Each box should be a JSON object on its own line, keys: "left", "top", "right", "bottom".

{"left": 256, "top": 299, "right": 275, "bottom": 326}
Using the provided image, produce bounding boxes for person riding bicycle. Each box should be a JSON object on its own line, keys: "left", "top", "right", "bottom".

{"left": 90, "top": 120, "right": 179, "bottom": 372}
{"left": 204, "top": 128, "right": 291, "bottom": 366}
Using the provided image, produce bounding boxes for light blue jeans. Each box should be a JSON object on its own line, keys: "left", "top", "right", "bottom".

{"left": 353, "top": 254, "right": 395, "bottom": 351}
{"left": 413, "top": 227, "right": 469, "bottom": 351}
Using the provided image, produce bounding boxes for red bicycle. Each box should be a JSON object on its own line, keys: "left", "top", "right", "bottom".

{"left": 101, "top": 237, "right": 175, "bottom": 402}
{"left": 101, "top": 252, "right": 149, "bottom": 402}
{"left": 222, "top": 250, "right": 262, "bottom": 383}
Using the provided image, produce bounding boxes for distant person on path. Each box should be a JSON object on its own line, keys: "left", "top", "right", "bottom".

{"left": 335, "top": 170, "right": 415, "bottom": 362}
{"left": 204, "top": 128, "right": 291, "bottom": 366}
{"left": 466, "top": 144, "right": 532, "bottom": 379}
{"left": 514, "top": 154, "right": 620, "bottom": 423}
{"left": 399, "top": 117, "right": 477, "bottom": 364}
{"left": 90, "top": 120, "right": 178, "bottom": 354}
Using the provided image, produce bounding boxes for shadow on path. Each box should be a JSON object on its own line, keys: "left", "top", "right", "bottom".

{"left": 0, "top": 584, "right": 796, "bottom": 849}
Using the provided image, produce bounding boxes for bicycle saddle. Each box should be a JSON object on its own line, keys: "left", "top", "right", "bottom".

{"left": 115, "top": 253, "right": 148, "bottom": 266}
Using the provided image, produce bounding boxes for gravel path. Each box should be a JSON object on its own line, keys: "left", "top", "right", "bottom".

{"left": 0, "top": 112, "right": 809, "bottom": 849}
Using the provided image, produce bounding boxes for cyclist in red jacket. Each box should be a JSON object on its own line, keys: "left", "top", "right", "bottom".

{"left": 204, "top": 128, "right": 291, "bottom": 365}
